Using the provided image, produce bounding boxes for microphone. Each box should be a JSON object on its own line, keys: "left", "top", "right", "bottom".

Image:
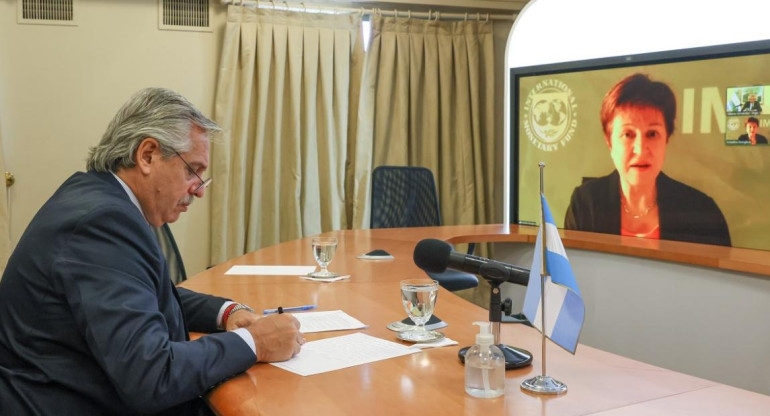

{"left": 413, "top": 239, "right": 529, "bottom": 286}
{"left": 413, "top": 238, "right": 534, "bottom": 370}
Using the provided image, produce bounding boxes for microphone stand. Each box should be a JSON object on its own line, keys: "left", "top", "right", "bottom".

{"left": 458, "top": 278, "right": 533, "bottom": 370}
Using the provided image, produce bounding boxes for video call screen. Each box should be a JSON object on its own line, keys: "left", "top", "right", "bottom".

{"left": 511, "top": 40, "right": 770, "bottom": 250}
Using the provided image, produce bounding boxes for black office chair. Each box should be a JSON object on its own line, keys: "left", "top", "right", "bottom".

{"left": 152, "top": 223, "right": 187, "bottom": 285}
{"left": 370, "top": 165, "right": 478, "bottom": 291}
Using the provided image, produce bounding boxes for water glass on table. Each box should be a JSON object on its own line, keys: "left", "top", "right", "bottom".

{"left": 398, "top": 279, "right": 444, "bottom": 343}
{"left": 310, "top": 237, "right": 338, "bottom": 278}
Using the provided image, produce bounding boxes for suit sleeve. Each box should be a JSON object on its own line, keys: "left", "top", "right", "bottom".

{"left": 55, "top": 205, "right": 254, "bottom": 414}
{"left": 177, "top": 287, "right": 230, "bottom": 333}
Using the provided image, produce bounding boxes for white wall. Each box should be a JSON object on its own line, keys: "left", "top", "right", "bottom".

{"left": 0, "top": 0, "right": 227, "bottom": 274}
{"left": 508, "top": 0, "right": 770, "bottom": 67}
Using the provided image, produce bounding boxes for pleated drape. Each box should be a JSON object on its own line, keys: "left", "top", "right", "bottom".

{"left": 351, "top": 16, "right": 497, "bottom": 232}
{"left": 211, "top": 6, "right": 363, "bottom": 264}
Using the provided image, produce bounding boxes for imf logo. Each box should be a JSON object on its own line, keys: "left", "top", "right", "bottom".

{"left": 523, "top": 79, "right": 577, "bottom": 152}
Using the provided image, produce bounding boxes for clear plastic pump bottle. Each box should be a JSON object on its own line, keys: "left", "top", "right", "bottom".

{"left": 464, "top": 321, "right": 505, "bottom": 398}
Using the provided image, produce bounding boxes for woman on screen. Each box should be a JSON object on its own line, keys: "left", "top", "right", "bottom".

{"left": 564, "top": 73, "right": 731, "bottom": 246}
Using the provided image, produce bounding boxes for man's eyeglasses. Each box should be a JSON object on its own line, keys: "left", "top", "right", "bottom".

{"left": 174, "top": 151, "right": 212, "bottom": 194}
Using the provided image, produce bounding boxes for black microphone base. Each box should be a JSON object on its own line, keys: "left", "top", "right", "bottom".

{"left": 458, "top": 344, "right": 533, "bottom": 370}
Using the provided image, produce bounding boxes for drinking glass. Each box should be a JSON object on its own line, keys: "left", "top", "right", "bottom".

{"left": 399, "top": 279, "right": 444, "bottom": 342}
{"left": 310, "top": 237, "right": 338, "bottom": 278}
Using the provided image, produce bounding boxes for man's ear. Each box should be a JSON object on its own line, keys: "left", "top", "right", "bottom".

{"left": 135, "top": 138, "right": 160, "bottom": 175}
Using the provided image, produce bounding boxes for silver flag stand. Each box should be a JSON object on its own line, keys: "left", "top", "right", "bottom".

{"left": 521, "top": 162, "right": 567, "bottom": 395}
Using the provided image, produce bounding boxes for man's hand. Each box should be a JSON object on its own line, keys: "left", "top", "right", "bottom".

{"left": 225, "top": 309, "right": 261, "bottom": 332}
{"left": 244, "top": 313, "right": 303, "bottom": 362}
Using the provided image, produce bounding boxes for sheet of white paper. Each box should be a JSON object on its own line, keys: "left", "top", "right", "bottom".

{"left": 225, "top": 265, "right": 317, "bottom": 275}
{"left": 293, "top": 310, "right": 367, "bottom": 333}
{"left": 270, "top": 333, "right": 419, "bottom": 376}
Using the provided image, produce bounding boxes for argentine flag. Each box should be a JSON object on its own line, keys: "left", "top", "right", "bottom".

{"left": 522, "top": 194, "right": 585, "bottom": 354}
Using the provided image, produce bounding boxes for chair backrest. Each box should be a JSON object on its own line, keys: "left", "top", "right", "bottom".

{"left": 370, "top": 166, "right": 442, "bottom": 229}
{"left": 152, "top": 223, "right": 187, "bottom": 285}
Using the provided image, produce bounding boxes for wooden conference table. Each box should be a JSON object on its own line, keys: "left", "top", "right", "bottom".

{"left": 180, "top": 224, "right": 770, "bottom": 416}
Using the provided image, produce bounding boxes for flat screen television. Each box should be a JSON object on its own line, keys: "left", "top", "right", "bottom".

{"left": 510, "top": 39, "right": 770, "bottom": 250}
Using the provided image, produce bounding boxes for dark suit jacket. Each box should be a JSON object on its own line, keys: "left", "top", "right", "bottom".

{"left": 0, "top": 171, "right": 254, "bottom": 415}
{"left": 564, "top": 171, "right": 731, "bottom": 246}
{"left": 737, "top": 133, "right": 768, "bottom": 144}
{"left": 740, "top": 101, "right": 762, "bottom": 113}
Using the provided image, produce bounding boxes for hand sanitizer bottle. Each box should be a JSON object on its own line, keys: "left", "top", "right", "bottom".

{"left": 464, "top": 321, "right": 505, "bottom": 398}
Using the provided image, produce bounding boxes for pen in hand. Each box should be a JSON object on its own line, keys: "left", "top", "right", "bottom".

{"left": 263, "top": 304, "right": 317, "bottom": 315}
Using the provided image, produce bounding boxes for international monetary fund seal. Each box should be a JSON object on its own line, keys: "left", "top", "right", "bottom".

{"left": 522, "top": 79, "right": 577, "bottom": 152}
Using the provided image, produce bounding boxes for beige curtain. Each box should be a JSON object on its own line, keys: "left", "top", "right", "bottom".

{"left": 351, "top": 16, "right": 497, "bottom": 231}
{"left": 211, "top": 6, "right": 364, "bottom": 264}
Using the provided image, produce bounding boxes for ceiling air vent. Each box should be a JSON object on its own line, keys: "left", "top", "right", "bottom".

{"left": 158, "top": 0, "right": 212, "bottom": 32}
{"left": 17, "top": 0, "right": 78, "bottom": 26}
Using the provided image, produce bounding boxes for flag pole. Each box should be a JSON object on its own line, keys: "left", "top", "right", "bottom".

{"left": 539, "top": 162, "right": 548, "bottom": 378}
{"left": 521, "top": 162, "right": 567, "bottom": 395}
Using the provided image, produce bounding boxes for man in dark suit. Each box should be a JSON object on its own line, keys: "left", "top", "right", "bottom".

{"left": 737, "top": 117, "right": 768, "bottom": 145}
{"left": 740, "top": 94, "right": 763, "bottom": 114}
{"left": 0, "top": 88, "right": 303, "bottom": 415}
